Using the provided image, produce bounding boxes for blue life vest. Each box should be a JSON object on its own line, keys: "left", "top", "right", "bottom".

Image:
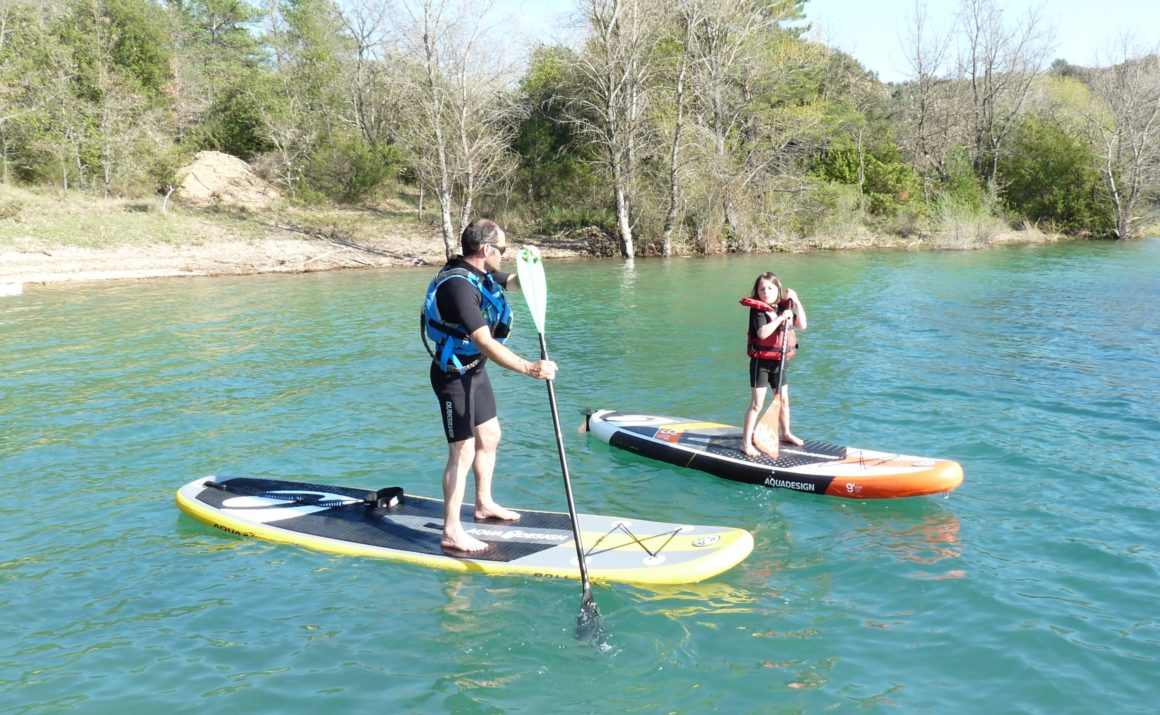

{"left": 421, "top": 265, "right": 513, "bottom": 372}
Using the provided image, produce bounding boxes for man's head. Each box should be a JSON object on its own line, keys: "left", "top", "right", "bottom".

{"left": 460, "top": 219, "right": 507, "bottom": 269}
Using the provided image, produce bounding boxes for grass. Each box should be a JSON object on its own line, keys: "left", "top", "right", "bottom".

{"left": 0, "top": 184, "right": 255, "bottom": 249}
{"left": 0, "top": 183, "right": 437, "bottom": 252}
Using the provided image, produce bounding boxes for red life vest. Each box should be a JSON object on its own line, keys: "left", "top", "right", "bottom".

{"left": 740, "top": 296, "right": 797, "bottom": 361}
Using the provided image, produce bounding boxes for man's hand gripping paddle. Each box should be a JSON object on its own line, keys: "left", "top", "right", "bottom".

{"left": 516, "top": 246, "right": 602, "bottom": 641}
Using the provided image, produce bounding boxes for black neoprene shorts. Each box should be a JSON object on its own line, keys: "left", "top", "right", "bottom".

{"left": 749, "top": 357, "right": 785, "bottom": 390}
{"left": 430, "top": 361, "right": 498, "bottom": 442}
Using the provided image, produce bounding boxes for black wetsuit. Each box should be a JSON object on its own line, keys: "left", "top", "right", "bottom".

{"left": 428, "top": 259, "right": 511, "bottom": 442}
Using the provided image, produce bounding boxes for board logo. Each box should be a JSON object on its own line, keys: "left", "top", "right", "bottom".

{"left": 467, "top": 527, "right": 567, "bottom": 543}
{"left": 656, "top": 428, "right": 681, "bottom": 444}
{"left": 692, "top": 535, "right": 721, "bottom": 548}
{"left": 762, "top": 476, "right": 816, "bottom": 492}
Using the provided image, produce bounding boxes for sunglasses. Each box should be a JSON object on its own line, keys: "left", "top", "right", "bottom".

{"left": 488, "top": 243, "right": 507, "bottom": 256}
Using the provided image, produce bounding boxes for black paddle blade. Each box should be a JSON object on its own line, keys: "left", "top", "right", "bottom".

{"left": 575, "top": 588, "right": 604, "bottom": 641}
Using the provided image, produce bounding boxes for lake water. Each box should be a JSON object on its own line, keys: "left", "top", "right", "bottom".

{"left": 2, "top": 240, "right": 1158, "bottom": 713}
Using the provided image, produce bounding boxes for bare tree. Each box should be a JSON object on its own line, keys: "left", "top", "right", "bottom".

{"left": 404, "top": 0, "right": 456, "bottom": 251}
{"left": 336, "top": 0, "right": 406, "bottom": 148}
{"left": 658, "top": 0, "right": 703, "bottom": 256}
{"left": 899, "top": 0, "right": 957, "bottom": 198}
{"left": 397, "top": 0, "right": 518, "bottom": 256}
{"left": 956, "top": 0, "right": 1054, "bottom": 183}
{"left": 564, "top": 0, "right": 661, "bottom": 258}
{"left": 1082, "top": 39, "right": 1160, "bottom": 239}
{"left": 446, "top": 6, "right": 521, "bottom": 232}
{"left": 254, "top": 0, "right": 324, "bottom": 193}
{"left": 670, "top": 0, "right": 811, "bottom": 249}
{"left": 686, "top": 0, "right": 769, "bottom": 242}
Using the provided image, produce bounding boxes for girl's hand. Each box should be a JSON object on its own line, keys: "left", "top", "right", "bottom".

{"left": 785, "top": 288, "right": 798, "bottom": 301}
{"left": 781, "top": 309, "right": 794, "bottom": 322}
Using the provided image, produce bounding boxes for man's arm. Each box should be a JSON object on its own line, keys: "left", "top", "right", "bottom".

{"left": 469, "top": 325, "right": 556, "bottom": 380}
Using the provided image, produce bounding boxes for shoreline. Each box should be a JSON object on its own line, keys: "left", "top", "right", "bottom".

{"left": 1, "top": 183, "right": 601, "bottom": 289}
{"left": 0, "top": 232, "right": 599, "bottom": 288}
{"left": 2, "top": 237, "right": 453, "bottom": 287}
{"left": 0, "top": 228, "right": 1071, "bottom": 290}
{"left": 1, "top": 184, "right": 1096, "bottom": 292}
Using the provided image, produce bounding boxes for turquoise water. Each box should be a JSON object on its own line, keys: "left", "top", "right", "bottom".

{"left": 2, "top": 240, "right": 1158, "bottom": 713}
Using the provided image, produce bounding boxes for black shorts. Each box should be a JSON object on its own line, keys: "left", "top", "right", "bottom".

{"left": 749, "top": 357, "right": 785, "bottom": 390}
{"left": 430, "top": 361, "right": 497, "bottom": 442}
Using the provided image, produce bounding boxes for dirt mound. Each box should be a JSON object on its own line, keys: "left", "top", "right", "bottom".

{"left": 174, "top": 151, "right": 281, "bottom": 211}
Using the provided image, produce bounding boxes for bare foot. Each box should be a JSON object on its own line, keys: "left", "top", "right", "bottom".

{"left": 442, "top": 530, "right": 489, "bottom": 552}
{"left": 475, "top": 503, "right": 520, "bottom": 522}
{"left": 743, "top": 442, "right": 761, "bottom": 458}
{"left": 781, "top": 432, "right": 804, "bottom": 446}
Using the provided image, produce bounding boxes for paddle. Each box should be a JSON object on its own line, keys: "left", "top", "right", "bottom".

{"left": 515, "top": 246, "right": 602, "bottom": 640}
{"left": 754, "top": 311, "right": 792, "bottom": 459}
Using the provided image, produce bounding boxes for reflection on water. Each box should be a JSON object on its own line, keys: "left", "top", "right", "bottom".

{"left": 630, "top": 579, "right": 760, "bottom": 619}
{"left": 857, "top": 512, "right": 965, "bottom": 579}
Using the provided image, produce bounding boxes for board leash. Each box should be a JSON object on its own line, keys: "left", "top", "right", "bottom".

{"left": 204, "top": 480, "right": 403, "bottom": 511}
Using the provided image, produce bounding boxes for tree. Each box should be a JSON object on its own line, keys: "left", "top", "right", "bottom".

{"left": 563, "top": 0, "right": 663, "bottom": 258}
{"left": 103, "top": 0, "right": 173, "bottom": 100}
{"left": 168, "top": 0, "right": 265, "bottom": 151}
{"left": 335, "top": 0, "right": 406, "bottom": 150}
{"left": 684, "top": 0, "right": 803, "bottom": 245}
{"left": 1080, "top": 41, "right": 1160, "bottom": 239}
{"left": 956, "top": 0, "right": 1054, "bottom": 183}
{"left": 397, "top": 0, "right": 521, "bottom": 256}
{"left": 898, "top": 0, "right": 957, "bottom": 200}
{"left": 511, "top": 44, "right": 603, "bottom": 225}
{"left": 0, "top": 0, "right": 50, "bottom": 183}
{"left": 67, "top": 0, "right": 172, "bottom": 196}
{"left": 255, "top": 0, "right": 352, "bottom": 197}
{"left": 656, "top": 0, "right": 700, "bottom": 256}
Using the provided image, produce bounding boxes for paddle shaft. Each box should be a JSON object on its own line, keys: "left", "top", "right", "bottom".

{"left": 537, "top": 333, "right": 593, "bottom": 593}
{"left": 774, "top": 313, "right": 791, "bottom": 392}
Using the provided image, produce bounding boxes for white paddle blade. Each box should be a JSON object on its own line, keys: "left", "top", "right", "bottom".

{"left": 516, "top": 246, "right": 548, "bottom": 334}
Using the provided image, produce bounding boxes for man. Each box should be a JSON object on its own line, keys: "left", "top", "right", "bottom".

{"left": 422, "top": 219, "right": 557, "bottom": 552}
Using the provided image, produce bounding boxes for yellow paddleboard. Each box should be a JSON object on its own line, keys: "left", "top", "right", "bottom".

{"left": 176, "top": 476, "right": 753, "bottom": 586}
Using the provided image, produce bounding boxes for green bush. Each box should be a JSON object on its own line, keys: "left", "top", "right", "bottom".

{"left": 941, "top": 147, "right": 986, "bottom": 211}
{"left": 812, "top": 139, "right": 921, "bottom": 217}
{"left": 301, "top": 137, "right": 404, "bottom": 203}
{"left": 190, "top": 85, "right": 272, "bottom": 161}
{"left": 998, "top": 116, "right": 1110, "bottom": 235}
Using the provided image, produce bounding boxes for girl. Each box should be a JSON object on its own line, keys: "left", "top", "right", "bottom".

{"left": 740, "top": 272, "right": 807, "bottom": 458}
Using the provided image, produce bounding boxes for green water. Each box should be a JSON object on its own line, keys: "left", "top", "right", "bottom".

{"left": 2, "top": 241, "right": 1158, "bottom": 713}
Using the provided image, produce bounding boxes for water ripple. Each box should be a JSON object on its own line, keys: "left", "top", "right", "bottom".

{"left": 2, "top": 244, "right": 1159, "bottom": 712}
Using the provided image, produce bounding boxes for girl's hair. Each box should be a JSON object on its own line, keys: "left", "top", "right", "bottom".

{"left": 750, "top": 272, "right": 782, "bottom": 301}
